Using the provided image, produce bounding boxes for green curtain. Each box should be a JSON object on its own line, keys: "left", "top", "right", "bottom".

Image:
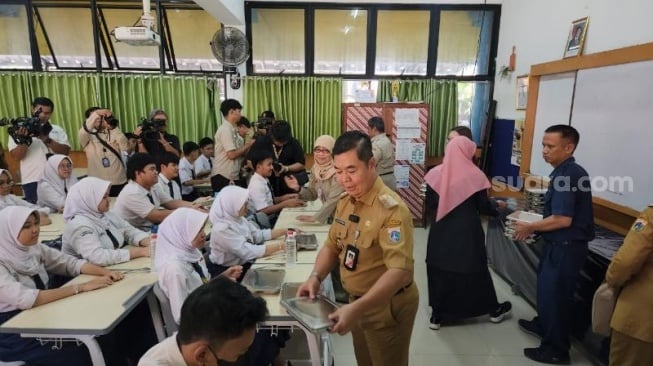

{"left": 378, "top": 79, "right": 458, "bottom": 156}
{"left": 243, "top": 76, "right": 341, "bottom": 151}
{"left": 0, "top": 72, "right": 219, "bottom": 150}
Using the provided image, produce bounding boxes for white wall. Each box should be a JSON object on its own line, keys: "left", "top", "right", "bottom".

{"left": 494, "top": 0, "right": 653, "bottom": 119}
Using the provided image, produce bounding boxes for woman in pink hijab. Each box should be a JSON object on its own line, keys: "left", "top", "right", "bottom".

{"left": 424, "top": 135, "right": 511, "bottom": 330}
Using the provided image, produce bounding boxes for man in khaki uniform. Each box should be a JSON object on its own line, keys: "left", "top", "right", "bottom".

{"left": 367, "top": 116, "right": 396, "bottom": 190}
{"left": 298, "top": 131, "right": 418, "bottom": 366}
{"left": 605, "top": 205, "right": 653, "bottom": 366}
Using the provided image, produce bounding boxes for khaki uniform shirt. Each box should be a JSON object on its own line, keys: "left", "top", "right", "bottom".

{"left": 325, "top": 177, "right": 414, "bottom": 296}
{"left": 79, "top": 123, "right": 128, "bottom": 185}
{"left": 211, "top": 121, "right": 240, "bottom": 180}
{"left": 606, "top": 206, "right": 653, "bottom": 342}
{"left": 371, "top": 134, "right": 395, "bottom": 176}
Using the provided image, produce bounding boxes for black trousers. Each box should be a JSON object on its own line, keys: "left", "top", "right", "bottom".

{"left": 536, "top": 240, "right": 588, "bottom": 354}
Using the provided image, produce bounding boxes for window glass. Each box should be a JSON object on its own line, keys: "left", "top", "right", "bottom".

{"left": 37, "top": 7, "right": 108, "bottom": 69}
{"left": 166, "top": 8, "right": 222, "bottom": 71}
{"left": 458, "top": 81, "right": 491, "bottom": 145}
{"left": 375, "top": 10, "right": 429, "bottom": 76}
{"left": 251, "top": 8, "right": 305, "bottom": 74}
{"left": 436, "top": 10, "right": 494, "bottom": 76}
{"left": 0, "top": 4, "right": 31, "bottom": 69}
{"left": 342, "top": 80, "right": 378, "bottom": 103}
{"left": 314, "top": 9, "right": 367, "bottom": 75}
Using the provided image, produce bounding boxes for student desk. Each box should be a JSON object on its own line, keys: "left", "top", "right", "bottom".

{"left": 282, "top": 199, "right": 323, "bottom": 213}
{"left": 38, "top": 213, "right": 64, "bottom": 242}
{"left": 256, "top": 232, "right": 327, "bottom": 265}
{"left": 274, "top": 210, "right": 331, "bottom": 232}
{"left": 252, "top": 263, "right": 334, "bottom": 366}
{"left": 0, "top": 258, "right": 165, "bottom": 366}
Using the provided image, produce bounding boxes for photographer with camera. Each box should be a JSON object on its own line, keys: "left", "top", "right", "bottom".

{"left": 254, "top": 110, "right": 275, "bottom": 138}
{"left": 79, "top": 107, "right": 129, "bottom": 196}
{"left": 247, "top": 120, "right": 306, "bottom": 197}
{"left": 210, "top": 99, "right": 254, "bottom": 192}
{"left": 7, "top": 97, "right": 71, "bottom": 203}
{"left": 135, "top": 109, "right": 180, "bottom": 158}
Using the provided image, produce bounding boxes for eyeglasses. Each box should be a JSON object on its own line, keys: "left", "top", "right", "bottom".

{"left": 313, "top": 148, "right": 330, "bottom": 154}
{"left": 207, "top": 344, "right": 220, "bottom": 364}
{"left": 59, "top": 163, "right": 73, "bottom": 169}
{"left": 0, "top": 180, "right": 14, "bottom": 186}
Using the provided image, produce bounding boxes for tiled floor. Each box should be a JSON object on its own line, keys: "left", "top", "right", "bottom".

{"left": 328, "top": 226, "right": 598, "bottom": 366}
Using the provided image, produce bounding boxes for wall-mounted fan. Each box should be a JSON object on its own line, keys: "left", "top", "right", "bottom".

{"left": 210, "top": 27, "right": 250, "bottom": 67}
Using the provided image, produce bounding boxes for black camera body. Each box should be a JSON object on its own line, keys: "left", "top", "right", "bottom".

{"left": 0, "top": 109, "right": 51, "bottom": 145}
{"left": 138, "top": 118, "right": 165, "bottom": 141}
{"left": 272, "top": 160, "right": 284, "bottom": 172}
{"left": 103, "top": 115, "right": 119, "bottom": 129}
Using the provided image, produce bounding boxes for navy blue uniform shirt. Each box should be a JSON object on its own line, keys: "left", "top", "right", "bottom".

{"left": 541, "top": 157, "right": 595, "bottom": 242}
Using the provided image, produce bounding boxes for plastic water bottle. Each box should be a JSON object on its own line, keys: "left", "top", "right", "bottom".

{"left": 149, "top": 225, "right": 158, "bottom": 271}
{"left": 285, "top": 230, "right": 297, "bottom": 267}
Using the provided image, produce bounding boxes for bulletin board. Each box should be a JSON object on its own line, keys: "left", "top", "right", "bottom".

{"left": 342, "top": 103, "right": 429, "bottom": 227}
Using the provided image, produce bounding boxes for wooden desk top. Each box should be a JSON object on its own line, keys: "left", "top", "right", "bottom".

{"left": 274, "top": 210, "right": 331, "bottom": 232}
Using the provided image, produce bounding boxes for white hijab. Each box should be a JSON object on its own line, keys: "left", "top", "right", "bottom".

{"left": 154, "top": 208, "right": 208, "bottom": 270}
{"left": 42, "top": 155, "right": 78, "bottom": 197}
{"left": 0, "top": 206, "right": 41, "bottom": 276}
{"left": 209, "top": 185, "right": 251, "bottom": 234}
{"left": 63, "top": 177, "right": 111, "bottom": 229}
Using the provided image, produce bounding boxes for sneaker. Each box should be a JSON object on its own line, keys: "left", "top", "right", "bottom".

{"left": 429, "top": 315, "right": 441, "bottom": 330}
{"left": 489, "top": 301, "right": 512, "bottom": 323}
{"left": 523, "top": 347, "right": 570, "bottom": 364}
{"left": 518, "top": 318, "right": 544, "bottom": 339}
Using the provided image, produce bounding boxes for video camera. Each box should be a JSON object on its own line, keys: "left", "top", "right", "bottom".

{"left": 138, "top": 117, "right": 166, "bottom": 141}
{"left": 255, "top": 116, "right": 274, "bottom": 137}
{"left": 0, "top": 109, "right": 52, "bottom": 145}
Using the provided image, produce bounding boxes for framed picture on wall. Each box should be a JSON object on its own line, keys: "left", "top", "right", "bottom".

{"left": 516, "top": 75, "right": 529, "bottom": 110}
{"left": 564, "top": 17, "right": 589, "bottom": 58}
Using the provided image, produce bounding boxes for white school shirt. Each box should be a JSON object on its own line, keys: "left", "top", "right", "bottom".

{"left": 62, "top": 212, "right": 148, "bottom": 266}
{"left": 0, "top": 245, "right": 85, "bottom": 312}
{"left": 247, "top": 173, "right": 274, "bottom": 215}
{"left": 194, "top": 154, "right": 212, "bottom": 176}
{"left": 0, "top": 194, "right": 52, "bottom": 214}
{"left": 157, "top": 258, "right": 209, "bottom": 324}
{"left": 138, "top": 334, "right": 187, "bottom": 366}
{"left": 178, "top": 157, "right": 195, "bottom": 196}
{"left": 209, "top": 220, "right": 270, "bottom": 266}
{"left": 113, "top": 181, "right": 173, "bottom": 231}
{"left": 156, "top": 174, "right": 182, "bottom": 201}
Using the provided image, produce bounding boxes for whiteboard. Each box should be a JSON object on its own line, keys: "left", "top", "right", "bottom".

{"left": 571, "top": 60, "right": 653, "bottom": 212}
{"left": 529, "top": 72, "right": 576, "bottom": 178}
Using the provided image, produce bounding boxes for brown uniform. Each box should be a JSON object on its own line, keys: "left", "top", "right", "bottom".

{"left": 606, "top": 206, "right": 653, "bottom": 366}
{"left": 325, "top": 177, "right": 418, "bottom": 366}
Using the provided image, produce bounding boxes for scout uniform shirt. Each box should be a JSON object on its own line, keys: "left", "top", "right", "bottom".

{"left": 325, "top": 177, "right": 414, "bottom": 296}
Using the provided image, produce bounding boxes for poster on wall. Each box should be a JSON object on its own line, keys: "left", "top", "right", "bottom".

{"left": 511, "top": 119, "right": 524, "bottom": 166}
{"left": 394, "top": 165, "right": 410, "bottom": 189}
{"left": 410, "top": 142, "right": 426, "bottom": 164}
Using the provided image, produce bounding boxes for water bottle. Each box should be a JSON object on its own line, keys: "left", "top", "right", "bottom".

{"left": 149, "top": 225, "right": 158, "bottom": 271}
{"left": 285, "top": 229, "right": 297, "bottom": 267}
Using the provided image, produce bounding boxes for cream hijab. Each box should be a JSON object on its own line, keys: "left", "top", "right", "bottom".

{"left": 311, "top": 135, "right": 336, "bottom": 181}
{"left": 42, "top": 155, "right": 78, "bottom": 197}
{"left": 154, "top": 208, "right": 208, "bottom": 270}
{"left": 209, "top": 185, "right": 252, "bottom": 237}
{"left": 63, "top": 177, "right": 111, "bottom": 229}
{"left": 0, "top": 206, "right": 41, "bottom": 276}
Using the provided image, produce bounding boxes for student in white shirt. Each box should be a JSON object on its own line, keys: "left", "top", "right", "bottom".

{"left": 113, "top": 153, "right": 203, "bottom": 231}
{"left": 62, "top": 177, "right": 150, "bottom": 266}
{"left": 8, "top": 97, "right": 71, "bottom": 203}
{"left": 0, "top": 169, "right": 52, "bottom": 225}
{"left": 154, "top": 208, "right": 241, "bottom": 323}
{"left": 156, "top": 152, "right": 182, "bottom": 201}
{"left": 122, "top": 132, "right": 139, "bottom": 165}
{"left": 206, "top": 185, "right": 286, "bottom": 279}
{"left": 193, "top": 137, "right": 214, "bottom": 179}
{"left": 0, "top": 206, "right": 123, "bottom": 365}
{"left": 37, "top": 154, "right": 78, "bottom": 213}
{"left": 138, "top": 277, "right": 267, "bottom": 366}
{"left": 247, "top": 150, "right": 304, "bottom": 226}
{"left": 179, "top": 142, "right": 209, "bottom": 202}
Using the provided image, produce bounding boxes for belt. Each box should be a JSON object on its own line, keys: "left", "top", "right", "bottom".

{"left": 352, "top": 282, "right": 413, "bottom": 300}
{"left": 379, "top": 171, "right": 394, "bottom": 176}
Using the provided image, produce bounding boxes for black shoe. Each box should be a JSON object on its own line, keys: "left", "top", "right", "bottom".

{"left": 518, "top": 318, "right": 544, "bottom": 339}
{"left": 489, "top": 301, "right": 512, "bottom": 323}
{"left": 429, "top": 314, "right": 441, "bottom": 330}
{"left": 524, "top": 347, "right": 570, "bottom": 364}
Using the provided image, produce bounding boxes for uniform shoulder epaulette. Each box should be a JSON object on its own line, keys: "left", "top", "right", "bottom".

{"left": 338, "top": 191, "right": 349, "bottom": 200}
{"left": 378, "top": 193, "right": 398, "bottom": 209}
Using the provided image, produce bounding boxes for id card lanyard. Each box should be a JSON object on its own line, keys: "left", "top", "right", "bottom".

{"left": 343, "top": 213, "right": 360, "bottom": 271}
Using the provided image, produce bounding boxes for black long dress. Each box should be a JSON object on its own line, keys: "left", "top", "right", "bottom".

{"left": 425, "top": 187, "right": 500, "bottom": 322}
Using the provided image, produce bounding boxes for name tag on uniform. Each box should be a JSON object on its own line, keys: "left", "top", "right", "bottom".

{"left": 344, "top": 244, "right": 359, "bottom": 271}
{"left": 102, "top": 157, "right": 110, "bottom": 168}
